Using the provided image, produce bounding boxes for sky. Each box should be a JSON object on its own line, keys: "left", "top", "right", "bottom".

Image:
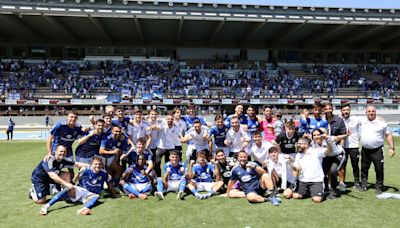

{"left": 144, "top": 0, "right": 400, "bottom": 9}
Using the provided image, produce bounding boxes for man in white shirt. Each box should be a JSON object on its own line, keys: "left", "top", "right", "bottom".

{"left": 173, "top": 108, "right": 187, "bottom": 156}
{"left": 292, "top": 136, "right": 337, "bottom": 203}
{"left": 127, "top": 108, "right": 151, "bottom": 149}
{"left": 225, "top": 116, "right": 250, "bottom": 158}
{"left": 154, "top": 114, "right": 181, "bottom": 177}
{"left": 181, "top": 119, "right": 210, "bottom": 161}
{"left": 341, "top": 104, "right": 362, "bottom": 190}
{"left": 246, "top": 131, "right": 273, "bottom": 165}
{"left": 359, "top": 105, "right": 395, "bottom": 194}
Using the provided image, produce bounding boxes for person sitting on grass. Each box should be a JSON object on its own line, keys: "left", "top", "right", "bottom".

{"left": 226, "top": 150, "right": 280, "bottom": 205}
{"left": 154, "top": 150, "right": 187, "bottom": 200}
{"left": 214, "top": 148, "right": 245, "bottom": 198}
{"left": 187, "top": 151, "right": 224, "bottom": 200}
{"left": 29, "top": 145, "right": 89, "bottom": 204}
{"left": 120, "top": 154, "right": 154, "bottom": 200}
{"left": 39, "top": 157, "right": 110, "bottom": 216}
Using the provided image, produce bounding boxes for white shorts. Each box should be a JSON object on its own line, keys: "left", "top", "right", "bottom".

{"left": 194, "top": 181, "right": 213, "bottom": 192}
{"left": 69, "top": 186, "right": 96, "bottom": 203}
{"left": 186, "top": 144, "right": 195, "bottom": 161}
{"left": 166, "top": 180, "right": 180, "bottom": 193}
{"left": 124, "top": 183, "right": 152, "bottom": 194}
{"left": 97, "top": 155, "right": 115, "bottom": 167}
{"left": 76, "top": 156, "right": 93, "bottom": 165}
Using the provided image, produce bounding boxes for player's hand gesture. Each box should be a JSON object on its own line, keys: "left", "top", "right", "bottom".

{"left": 65, "top": 183, "right": 75, "bottom": 190}
{"left": 166, "top": 167, "right": 171, "bottom": 175}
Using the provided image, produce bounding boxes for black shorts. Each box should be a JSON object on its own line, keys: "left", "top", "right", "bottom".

{"left": 297, "top": 181, "right": 323, "bottom": 197}
{"left": 276, "top": 178, "right": 296, "bottom": 191}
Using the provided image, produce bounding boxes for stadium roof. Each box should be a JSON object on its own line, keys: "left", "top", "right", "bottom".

{"left": 1, "top": 0, "right": 400, "bottom": 50}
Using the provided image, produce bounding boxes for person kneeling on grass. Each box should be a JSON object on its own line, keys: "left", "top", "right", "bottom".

{"left": 226, "top": 150, "right": 280, "bottom": 205}
{"left": 265, "top": 146, "right": 297, "bottom": 199}
{"left": 120, "top": 154, "right": 153, "bottom": 200}
{"left": 30, "top": 145, "right": 89, "bottom": 204}
{"left": 40, "top": 157, "right": 110, "bottom": 215}
{"left": 187, "top": 151, "right": 224, "bottom": 199}
{"left": 292, "top": 136, "right": 341, "bottom": 203}
{"left": 154, "top": 150, "right": 187, "bottom": 200}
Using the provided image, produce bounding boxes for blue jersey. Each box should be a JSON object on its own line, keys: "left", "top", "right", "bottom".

{"left": 31, "top": 157, "right": 75, "bottom": 184}
{"left": 100, "top": 134, "right": 129, "bottom": 158}
{"left": 126, "top": 149, "right": 153, "bottom": 166}
{"left": 112, "top": 116, "right": 131, "bottom": 134}
{"left": 182, "top": 115, "right": 206, "bottom": 130}
{"left": 124, "top": 165, "right": 151, "bottom": 184}
{"left": 309, "top": 117, "right": 329, "bottom": 132}
{"left": 230, "top": 165, "right": 260, "bottom": 194}
{"left": 7, "top": 120, "right": 15, "bottom": 131}
{"left": 50, "top": 121, "right": 85, "bottom": 157}
{"left": 164, "top": 161, "right": 187, "bottom": 181}
{"left": 78, "top": 167, "right": 109, "bottom": 194}
{"left": 224, "top": 114, "right": 248, "bottom": 128}
{"left": 299, "top": 117, "right": 311, "bottom": 136}
{"left": 192, "top": 163, "right": 214, "bottom": 183}
{"left": 246, "top": 116, "right": 260, "bottom": 137}
{"left": 209, "top": 125, "right": 228, "bottom": 147}
{"left": 75, "top": 131, "right": 104, "bottom": 158}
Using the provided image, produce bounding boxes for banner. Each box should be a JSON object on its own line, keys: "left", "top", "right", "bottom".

{"left": 71, "top": 99, "right": 82, "bottom": 105}
{"left": 332, "top": 99, "right": 341, "bottom": 104}
{"left": 222, "top": 99, "right": 232, "bottom": 104}
{"left": 133, "top": 99, "right": 144, "bottom": 105}
{"left": 358, "top": 99, "right": 367, "bottom": 104}
{"left": 278, "top": 99, "right": 288, "bottom": 104}
{"left": 193, "top": 99, "right": 203, "bottom": 104}
{"left": 5, "top": 99, "right": 17, "bottom": 105}
{"left": 250, "top": 99, "right": 261, "bottom": 104}
{"left": 305, "top": 99, "right": 314, "bottom": 104}
{"left": 163, "top": 99, "right": 174, "bottom": 105}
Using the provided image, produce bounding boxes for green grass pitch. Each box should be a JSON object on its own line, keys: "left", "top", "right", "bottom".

{"left": 0, "top": 139, "right": 399, "bottom": 228}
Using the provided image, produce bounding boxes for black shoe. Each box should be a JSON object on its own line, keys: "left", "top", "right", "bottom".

{"left": 375, "top": 188, "right": 383, "bottom": 195}
{"left": 360, "top": 184, "right": 368, "bottom": 192}
{"left": 354, "top": 182, "right": 361, "bottom": 191}
{"left": 327, "top": 190, "right": 337, "bottom": 200}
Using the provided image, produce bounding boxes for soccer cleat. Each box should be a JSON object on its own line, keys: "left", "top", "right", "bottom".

{"left": 77, "top": 207, "right": 91, "bottom": 215}
{"left": 128, "top": 194, "right": 137, "bottom": 199}
{"left": 354, "top": 182, "right": 361, "bottom": 191}
{"left": 194, "top": 193, "right": 203, "bottom": 200}
{"left": 39, "top": 205, "right": 49, "bottom": 216}
{"left": 269, "top": 196, "right": 280, "bottom": 206}
{"left": 360, "top": 184, "right": 368, "bottom": 192}
{"left": 375, "top": 188, "right": 383, "bottom": 195}
{"left": 155, "top": 192, "right": 165, "bottom": 200}
{"left": 327, "top": 190, "right": 337, "bottom": 200}
{"left": 339, "top": 182, "right": 346, "bottom": 192}
{"left": 28, "top": 188, "right": 32, "bottom": 199}
{"left": 202, "top": 193, "right": 212, "bottom": 199}
{"left": 176, "top": 191, "right": 184, "bottom": 200}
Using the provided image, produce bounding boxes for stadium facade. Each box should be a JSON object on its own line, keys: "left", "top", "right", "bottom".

{"left": 0, "top": 0, "right": 399, "bottom": 63}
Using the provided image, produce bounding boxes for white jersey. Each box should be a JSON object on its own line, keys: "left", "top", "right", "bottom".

{"left": 147, "top": 119, "right": 164, "bottom": 149}
{"left": 246, "top": 141, "right": 273, "bottom": 164}
{"left": 360, "top": 117, "right": 390, "bottom": 149}
{"left": 343, "top": 115, "right": 361, "bottom": 149}
{"left": 294, "top": 147, "right": 326, "bottom": 182}
{"left": 157, "top": 123, "right": 180, "bottom": 150}
{"left": 127, "top": 121, "right": 151, "bottom": 145}
{"left": 226, "top": 126, "right": 249, "bottom": 153}
{"left": 173, "top": 119, "right": 187, "bottom": 146}
{"left": 186, "top": 126, "right": 209, "bottom": 151}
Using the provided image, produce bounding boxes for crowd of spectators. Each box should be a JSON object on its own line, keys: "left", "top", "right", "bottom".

{"left": 0, "top": 59, "right": 399, "bottom": 100}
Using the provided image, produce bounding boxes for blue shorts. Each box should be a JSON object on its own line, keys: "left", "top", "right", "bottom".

{"left": 244, "top": 183, "right": 265, "bottom": 196}
{"left": 31, "top": 179, "right": 52, "bottom": 200}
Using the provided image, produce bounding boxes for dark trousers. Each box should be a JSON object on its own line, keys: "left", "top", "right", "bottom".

{"left": 155, "top": 148, "right": 174, "bottom": 177}
{"left": 322, "top": 156, "right": 340, "bottom": 191}
{"left": 344, "top": 148, "right": 360, "bottom": 183}
{"left": 7, "top": 130, "right": 13, "bottom": 140}
{"left": 361, "top": 147, "right": 384, "bottom": 189}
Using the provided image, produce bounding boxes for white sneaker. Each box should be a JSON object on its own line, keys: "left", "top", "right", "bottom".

{"left": 40, "top": 205, "right": 49, "bottom": 215}
{"left": 155, "top": 192, "right": 164, "bottom": 200}
{"left": 176, "top": 191, "right": 184, "bottom": 200}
